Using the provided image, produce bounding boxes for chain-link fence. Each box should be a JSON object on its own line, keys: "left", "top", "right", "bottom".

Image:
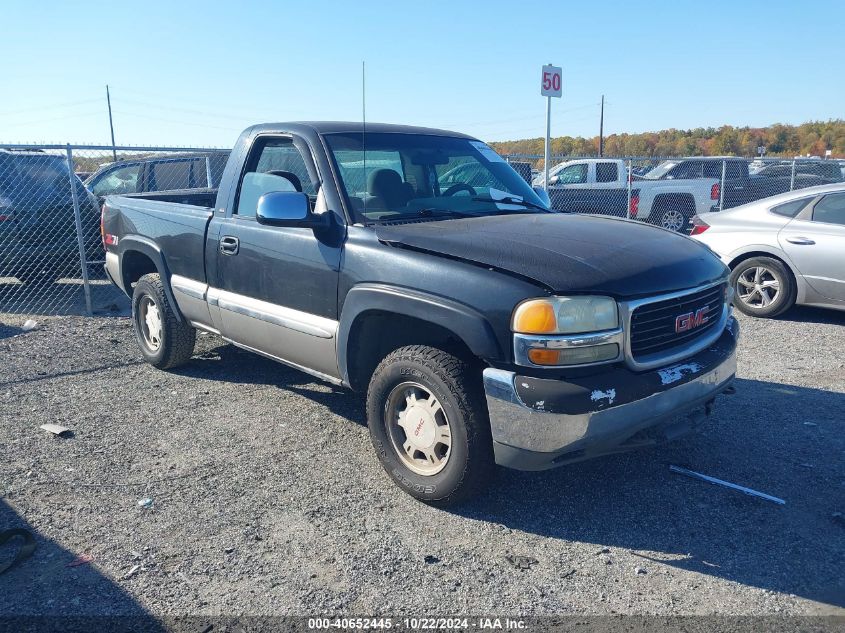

{"left": 2, "top": 142, "right": 843, "bottom": 317}
{"left": 505, "top": 154, "right": 845, "bottom": 232}
{"left": 0, "top": 144, "right": 229, "bottom": 316}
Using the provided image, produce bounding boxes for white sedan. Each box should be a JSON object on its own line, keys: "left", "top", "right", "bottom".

{"left": 690, "top": 183, "right": 845, "bottom": 318}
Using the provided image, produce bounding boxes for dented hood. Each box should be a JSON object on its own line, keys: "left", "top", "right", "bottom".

{"left": 375, "top": 214, "right": 727, "bottom": 299}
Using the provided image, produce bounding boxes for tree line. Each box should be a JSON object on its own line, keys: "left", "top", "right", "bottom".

{"left": 488, "top": 120, "right": 845, "bottom": 159}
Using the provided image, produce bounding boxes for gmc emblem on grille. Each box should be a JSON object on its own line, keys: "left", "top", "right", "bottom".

{"left": 675, "top": 306, "right": 710, "bottom": 333}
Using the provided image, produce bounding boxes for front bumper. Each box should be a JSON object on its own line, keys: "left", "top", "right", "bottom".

{"left": 483, "top": 317, "right": 739, "bottom": 471}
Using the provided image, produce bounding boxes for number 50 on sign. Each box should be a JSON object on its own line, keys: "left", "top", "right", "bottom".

{"left": 541, "top": 65, "right": 562, "bottom": 98}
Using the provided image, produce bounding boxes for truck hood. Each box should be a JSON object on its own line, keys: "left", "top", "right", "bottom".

{"left": 375, "top": 214, "right": 727, "bottom": 299}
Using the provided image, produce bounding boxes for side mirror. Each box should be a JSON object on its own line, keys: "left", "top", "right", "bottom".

{"left": 256, "top": 191, "right": 325, "bottom": 228}
{"left": 548, "top": 175, "right": 560, "bottom": 186}
{"left": 533, "top": 187, "right": 551, "bottom": 208}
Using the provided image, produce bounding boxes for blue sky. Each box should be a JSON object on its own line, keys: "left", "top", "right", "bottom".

{"left": 3, "top": 0, "right": 843, "bottom": 147}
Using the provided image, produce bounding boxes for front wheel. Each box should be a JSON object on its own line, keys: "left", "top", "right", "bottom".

{"left": 730, "top": 257, "right": 796, "bottom": 318}
{"left": 131, "top": 273, "right": 196, "bottom": 369}
{"left": 366, "top": 345, "right": 494, "bottom": 506}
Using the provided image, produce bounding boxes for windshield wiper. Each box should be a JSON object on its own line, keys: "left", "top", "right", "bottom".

{"left": 415, "top": 208, "right": 477, "bottom": 218}
{"left": 376, "top": 208, "right": 476, "bottom": 223}
{"left": 470, "top": 196, "right": 552, "bottom": 213}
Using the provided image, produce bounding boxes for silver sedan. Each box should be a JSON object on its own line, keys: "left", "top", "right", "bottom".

{"left": 691, "top": 183, "right": 845, "bottom": 318}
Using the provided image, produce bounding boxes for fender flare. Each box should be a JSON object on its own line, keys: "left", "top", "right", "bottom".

{"left": 337, "top": 283, "right": 503, "bottom": 386}
{"left": 117, "top": 236, "right": 185, "bottom": 322}
{"left": 650, "top": 192, "right": 696, "bottom": 214}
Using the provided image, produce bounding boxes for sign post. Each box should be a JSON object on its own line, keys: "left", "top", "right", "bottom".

{"left": 540, "top": 64, "right": 562, "bottom": 192}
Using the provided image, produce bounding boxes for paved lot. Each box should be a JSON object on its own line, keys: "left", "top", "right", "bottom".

{"left": 1, "top": 307, "right": 843, "bottom": 619}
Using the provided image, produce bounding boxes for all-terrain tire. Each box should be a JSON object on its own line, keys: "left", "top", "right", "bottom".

{"left": 366, "top": 345, "right": 494, "bottom": 506}
{"left": 131, "top": 273, "right": 196, "bottom": 369}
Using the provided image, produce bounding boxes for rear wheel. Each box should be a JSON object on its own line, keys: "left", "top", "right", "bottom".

{"left": 730, "top": 256, "right": 796, "bottom": 318}
{"left": 651, "top": 196, "right": 694, "bottom": 233}
{"left": 131, "top": 273, "right": 196, "bottom": 368}
{"left": 366, "top": 345, "right": 494, "bottom": 506}
{"left": 657, "top": 208, "right": 688, "bottom": 232}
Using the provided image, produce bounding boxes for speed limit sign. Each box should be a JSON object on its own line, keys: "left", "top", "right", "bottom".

{"left": 541, "top": 65, "right": 562, "bottom": 98}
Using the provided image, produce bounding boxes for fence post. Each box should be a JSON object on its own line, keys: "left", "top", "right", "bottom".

{"left": 790, "top": 159, "right": 796, "bottom": 191}
{"left": 719, "top": 159, "right": 726, "bottom": 211}
{"left": 65, "top": 145, "right": 93, "bottom": 316}
{"left": 205, "top": 155, "right": 213, "bottom": 187}
{"left": 626, "top": 159, "right": 632, "bottom": 218}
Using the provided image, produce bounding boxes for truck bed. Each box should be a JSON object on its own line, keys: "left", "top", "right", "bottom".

{"left": 120, "top": 188, "right": 218, "bottom": 208}
{"left": 104, "top": 189, "right": 216, "bottom": 283}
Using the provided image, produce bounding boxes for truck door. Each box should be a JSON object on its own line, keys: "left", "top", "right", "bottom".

{"left": 548, "top": 162, "right": 590, "bottom": 212}
{"left": 209, "top": 135, "right": 343, "bottom": 380}
{"left": 778, "top": 192, "right": 845, "bottom": 303}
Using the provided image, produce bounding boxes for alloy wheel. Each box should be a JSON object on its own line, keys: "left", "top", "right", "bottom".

{"left": 736, "top": 266, "right": 780, "bottom": 309}
{"left": 660, "top": 209, "right": 686, "bottom": 232}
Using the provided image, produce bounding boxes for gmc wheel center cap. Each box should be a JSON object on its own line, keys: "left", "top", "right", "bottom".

{"left": 403, "top": 405, "right": 437, "bottom": 449}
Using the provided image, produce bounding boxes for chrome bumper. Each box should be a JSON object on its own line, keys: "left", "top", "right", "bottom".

{"left": 483, "top": 319, "right": 739, "bottom": 471}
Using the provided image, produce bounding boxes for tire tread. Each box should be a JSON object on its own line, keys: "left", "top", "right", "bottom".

{"left": 368, "top": 345, "right": 493, "bottom": 506}
{"left": 133, "top": 273, "right": 196, "bottom": 369}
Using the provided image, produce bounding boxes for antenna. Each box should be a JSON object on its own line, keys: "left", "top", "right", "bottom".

{"left": 362, "top": 61, "right": 366, "bottom": 216}
{"left": 106, "top": 85, "right": 117, "bottom": 162}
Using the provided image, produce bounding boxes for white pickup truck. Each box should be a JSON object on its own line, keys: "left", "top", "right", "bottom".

{"left": 536, "top": 158, "right": 721, "bottom": 232}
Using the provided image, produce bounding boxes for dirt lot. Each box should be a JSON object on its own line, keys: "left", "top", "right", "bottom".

{"left": 1, "top": 306, "right": 844, "bottom": 621}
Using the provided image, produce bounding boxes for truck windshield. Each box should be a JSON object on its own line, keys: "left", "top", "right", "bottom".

{"left": 324, "top": 132, "right": 548, "bottom": 223}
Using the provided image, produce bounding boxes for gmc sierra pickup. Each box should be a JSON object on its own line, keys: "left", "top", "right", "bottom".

{"left": 536, "top": 158, "right": 723, "bottom": 232}
{"left": 102, "top": 122, "right": 739, "bottom": 505}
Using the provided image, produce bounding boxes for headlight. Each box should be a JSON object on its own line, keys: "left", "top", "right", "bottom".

{"left": 512, "top": 296, "right": 619, "bottom": 335}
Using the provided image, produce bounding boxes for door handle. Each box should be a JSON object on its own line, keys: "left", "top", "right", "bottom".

{"left": 786, "top": 237, "right": 815, "bottom": 245}
{"left": 219, "top": 235, "right": 240, "bottom": 255}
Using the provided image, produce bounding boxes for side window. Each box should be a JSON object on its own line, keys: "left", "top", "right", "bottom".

{"left": 812, "top": 194, "right": 845, "bottom": 226}
{"left": 235, "top": 137, "right": 315, "bottom": 218}
{"left": 703, "top": 162, "right": 722, "bottom": 178}
{"left": 91, "top": 164, "right": 141, "bottom": 196}
{"left": 770, "top": 198, "right": 812, "bottom": 218}
{"left": 558, "top": 164, "right": 588, "bottom": 184}
{"left": 670, "top": 161, "right": 702, "bottom": 179}
{"left": 149, "top": 160, "right": 192, "bottom": 191}
{"left": 595, "top": 162, "right": 618, "bottom": 183}
{"left": 190, "top": 158, "right": 209, "bottom": 188}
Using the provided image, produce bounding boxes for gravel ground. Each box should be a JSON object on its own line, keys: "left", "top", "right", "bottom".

{"left": 0, "top": 307, "right": 843, "bottom": 620}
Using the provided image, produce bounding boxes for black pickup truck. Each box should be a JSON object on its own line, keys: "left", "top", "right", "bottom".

{"left": 102, "top": 122, "right": 739, "bottom": 505}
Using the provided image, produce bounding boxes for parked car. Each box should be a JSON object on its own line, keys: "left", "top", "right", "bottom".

{"left": 691, "top": 183, "right": 845, "bottom": 317}
{"left": 84, "top": 151, "right": 230, "bottom": 202}
{"left": 720, "top": 160, "right": 841, "bottom": 210}
{"left": 0, "top": 149, "right": 101, "bottom": 283}
{"left": 755, "top": 161, "right": 843, "bottom": 182}
{"left": 536, "top": 158, "right": 721, "bottom": 231}
{"left": 102, "top": 122, "right": 738, "bottom": 505}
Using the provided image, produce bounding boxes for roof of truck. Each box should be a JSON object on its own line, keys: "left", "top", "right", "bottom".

{"left": 245, "top": 121, "right": 476, "bottom": 139}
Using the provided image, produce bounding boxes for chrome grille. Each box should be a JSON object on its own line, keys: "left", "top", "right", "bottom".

{"left": 629, "top": 284, "right": 725, "bottom": 360}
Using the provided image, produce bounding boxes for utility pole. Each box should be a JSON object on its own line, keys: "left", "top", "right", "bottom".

{"left": 106, "top": 85, "right": 117, "bottom": 162}
{"left": 599, "top": 95, "right": 605, "bottom": 157}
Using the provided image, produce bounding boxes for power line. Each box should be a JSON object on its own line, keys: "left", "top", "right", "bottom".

{"left": 4, "top": 111, "right": 102, "bottom": 129}
{"left": 112, "top": 109, "right": 242, "bottom": 132}
{"left": 0, "top": 98, "right": 102, "bottom": 118}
